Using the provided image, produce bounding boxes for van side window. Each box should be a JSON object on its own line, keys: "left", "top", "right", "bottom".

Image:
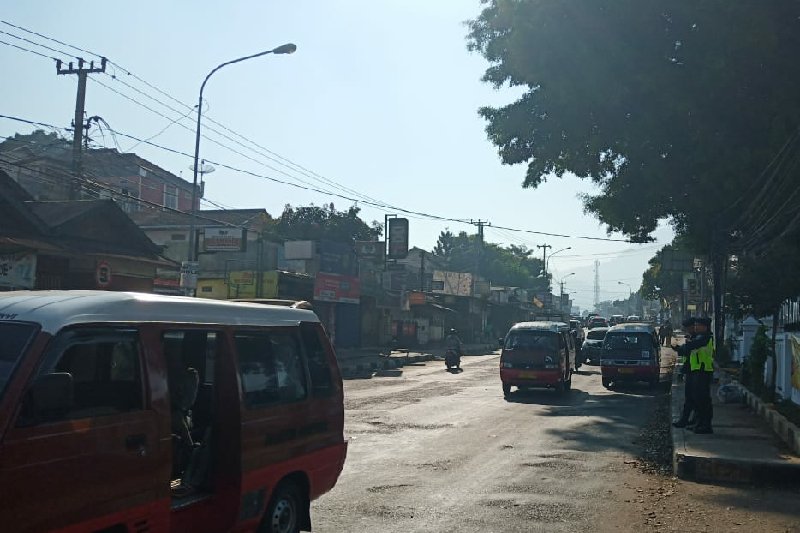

{"left": 300, "top": 322, "right": 333, "bottom": 396}
{"left": 235, "top": 331, "right": 307, "bottom": 408}
{"left": 22, "top": 328, "right": 142, "bottom": 424}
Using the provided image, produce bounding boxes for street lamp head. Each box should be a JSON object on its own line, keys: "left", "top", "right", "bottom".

{"left": 272, "top": 43, "right": 297, "bottom": 55}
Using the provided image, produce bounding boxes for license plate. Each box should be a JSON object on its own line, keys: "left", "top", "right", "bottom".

{"left": 519, "top": 371, "right": 537, "bottom": 379}
{"left": 617, "top": 368, "right": 634, "bottom": 374}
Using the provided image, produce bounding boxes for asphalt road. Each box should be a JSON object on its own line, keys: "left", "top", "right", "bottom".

{"left": 312, "top": 350, "right": 675, "bottom": 532}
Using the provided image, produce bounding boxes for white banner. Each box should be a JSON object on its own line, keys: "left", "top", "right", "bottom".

{"left": 0, "top": 252, "right": 37, "bottom": 289}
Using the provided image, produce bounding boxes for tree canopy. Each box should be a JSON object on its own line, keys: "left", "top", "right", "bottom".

{"left": 431, "top": 229, "right": 548, "bottom": 290}
{"left": 467, "top": 1, "right": 800, "bottom": 247}
{"left": 268, "top": 203, "right": 382, "bottom": 243}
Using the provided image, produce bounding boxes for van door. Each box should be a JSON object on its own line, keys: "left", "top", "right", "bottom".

{"left": 233, "top": 327, "right": 312, "bottom": 522}
{"left": 0, "top": 327, "right": 167, "bottom": 532}
{"left": 160, "top": 328, "right": 241, "bottom": 533}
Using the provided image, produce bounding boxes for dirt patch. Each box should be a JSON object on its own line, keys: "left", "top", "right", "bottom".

{"left": 481, "top": 499, "right": 579, "bottom": 522}
{"left": 366, "top": 484, "right": 413, "bottom": 493}
{"left": 414, "top": 459, "right": 455, "bottom": 472}
{"left": 348, "top": 420, "right": 455, "bottom": 434}
{"left": 593, "top": 392, "right": 800, "bottom": 532}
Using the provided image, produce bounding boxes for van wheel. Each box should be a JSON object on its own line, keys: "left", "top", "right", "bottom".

{"left": 602, "top": 378, "right": 611, "bottom": 389}
{"left": 261, "top": 482, "right": 301, "bottom": 533}
{"left": 565, "top": 374, "right": 572, "bottom": 392}
{"left": 502, "top": 383, "right": 511, "bottom": 397}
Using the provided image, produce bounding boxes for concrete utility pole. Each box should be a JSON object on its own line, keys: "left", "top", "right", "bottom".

{"left": 56, "top": 57, "right": 107, "bottom": 200}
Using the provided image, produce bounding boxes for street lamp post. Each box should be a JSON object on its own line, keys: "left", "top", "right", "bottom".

{"left": 184, "top": 43, "right": 297, "bottom": 295}
{"left": 618, "top": 281, "right": 633, "bottom": 315}
{"left": 559, "top": 272, "right": 575, "bottom": 313}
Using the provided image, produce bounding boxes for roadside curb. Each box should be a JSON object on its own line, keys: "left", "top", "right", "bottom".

{"left": 735, "top": 383, "right": 800, "bottom": 455}
{"left": 670, "top": 371, "right": 800, "bottom": 485}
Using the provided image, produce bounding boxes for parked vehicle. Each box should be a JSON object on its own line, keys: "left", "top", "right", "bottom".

{"left": 0, "top": 291, "right": 347, "bottom": 533}
{"left": 582, "top": 326, "right": 609, "bottom": 365}
{"left": 444, "top": 348, "right": 461, "bottom": 370}
{"left": 500, "top": 322, "right": 574, "bottom": 396}
{"left": 600, "top": 323, "right": 662, "bottom": 389}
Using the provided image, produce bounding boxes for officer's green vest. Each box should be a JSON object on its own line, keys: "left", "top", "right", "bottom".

{"left": 689, "top": 337, "right": 714, "bottom": 372}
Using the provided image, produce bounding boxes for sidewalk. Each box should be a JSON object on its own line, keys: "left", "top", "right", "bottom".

{"left": 671, "top": 371, "right": 800, "bottom": 485}
{"left": 334, "top": 343, "right": 498, "bottom": 378}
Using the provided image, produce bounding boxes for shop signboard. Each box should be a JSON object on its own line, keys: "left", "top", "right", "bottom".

{"left": 0, "top": 252, "right": 36, "bottom": 289}
{"left": 314, "top": 272, "right": 361, "bottom": 304}
{"left": 204, "top": 227, "right": 246, "bottom": 252}
{"left": 356, "top": 241, "right": 385, "bottom": 261}
{"left": 387, "top": 218, "right": 409, "bottom": 259}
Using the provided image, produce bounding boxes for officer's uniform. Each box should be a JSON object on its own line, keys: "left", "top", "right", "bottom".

{"left": 673, "top": 317, "right": 698, "bottom": 428}
{"left": 688, "top": 318, "right": 714, "bottom": 434}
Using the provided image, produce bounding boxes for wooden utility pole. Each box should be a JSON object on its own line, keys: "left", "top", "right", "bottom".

{"left": 56, "top": 57, "right": 107, "bottom": 200}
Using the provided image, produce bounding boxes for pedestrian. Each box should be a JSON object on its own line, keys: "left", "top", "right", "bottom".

{"left": 662, "top": 321, "right": 673, "bottom": 347}
{"left": 658, "top": 324, "right": 666, "bottom": 346}
{"left": 688, "top": 317, "right": 714, "bottom": 434}
{"left": 672, "top": 317, "right": 697, "bottom": 428}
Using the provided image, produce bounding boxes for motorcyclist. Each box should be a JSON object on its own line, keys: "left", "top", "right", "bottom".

{"left": 445, "top": 328, "right": 463, "bottom": 357}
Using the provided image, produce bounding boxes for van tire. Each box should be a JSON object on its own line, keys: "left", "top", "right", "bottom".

{"left": 502, "top": 383, "right": 511, "bottom": 396}
{"left": 602, "top": 378, "right": 611, "bottom": 389}
{"left": 261, "top": 481, "right": 302, "bottom": 533}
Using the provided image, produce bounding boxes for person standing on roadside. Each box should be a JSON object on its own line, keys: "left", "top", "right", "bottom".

{"left": 672, "top": 317, "right": 697, "bottom": 428}
{"left": 662, "top": 321, "right": 673, "bottom": 347}
{"left": 687, "top": 317, "right": 715, "bottom": 434}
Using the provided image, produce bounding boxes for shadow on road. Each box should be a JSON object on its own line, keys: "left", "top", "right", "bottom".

{"left": 446, "top": 367, "right": 465, "bottom": 374}
{"left": 504, "top": 388, "right": 591, "bottom": 406}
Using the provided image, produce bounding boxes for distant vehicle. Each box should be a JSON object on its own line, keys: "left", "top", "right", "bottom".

{"left": 600, "top": 322, "right": 662, "bottom": 389}
{"left": 500, "top": 321, "right": 575, "bottom": 396}
{"left": 582, "top": 326, "right": 609, "bottom": 365}
{"left": 609, "top": 314, "right": 625, "bottom": 326}
{"left": 588, "top": 316, "right": 609, "bottom": 329}
{"left": 569, "top": 319, "right": 585, "bottom": 367}
{"left": 0, "top": 291, "right": 347, "bottom": 533}
{"left": 626, "top": 315, "right": 642, "bottom": 323}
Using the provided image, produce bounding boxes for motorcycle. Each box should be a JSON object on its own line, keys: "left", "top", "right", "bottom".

{"left": 444, "top": 348, "right": 461, "bottom": 370}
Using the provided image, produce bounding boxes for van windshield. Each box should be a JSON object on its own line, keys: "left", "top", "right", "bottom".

{"left": 0, "top": 322, "right": 38, "bottom": 400}
{"left": 603, "top": 332, "right": 654, "bottom": 356}
{"left": 504, "top": 331, "right": 557, "bottom": 351}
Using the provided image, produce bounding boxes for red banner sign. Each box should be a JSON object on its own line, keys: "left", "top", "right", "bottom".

{"left": 314, "top": 272, "right": 361, "bottom": 304}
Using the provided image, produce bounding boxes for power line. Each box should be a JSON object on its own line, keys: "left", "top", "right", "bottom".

{"left": 0, "top": 19, "right": 459, "bottom": 215}
{"left": 0, "top": 113, "right": 639, "bottom": 243}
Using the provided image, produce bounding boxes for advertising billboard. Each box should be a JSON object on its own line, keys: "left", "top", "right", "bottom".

{"left": 0, "top": 252, "right": 37, "bottom": 289}
{"left": 387, "top": 218, "right": 409, "bottom": 259}
{"left": 314, "top": 272, "right": 361, "bottom": 304}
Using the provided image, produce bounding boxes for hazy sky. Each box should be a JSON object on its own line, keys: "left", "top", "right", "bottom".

{"left": 0, "top": 1, "right": 673, "bottom": 311}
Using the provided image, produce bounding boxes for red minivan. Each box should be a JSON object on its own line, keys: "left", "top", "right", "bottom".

{"left": 0, "top": 291, "right": 347, "bottom": 533}
{"left": 600, "top": 323, "right": 662, "bottom": 389}
{"left": 500, "top": 322, "right": 574, "bottom": 396}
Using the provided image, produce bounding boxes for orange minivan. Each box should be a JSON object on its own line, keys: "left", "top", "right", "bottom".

{"left": 0, "top": 291, "right": 347, "bottom": 533}
{"left": 500, "top": 321, "right": 574, "bottom": 396}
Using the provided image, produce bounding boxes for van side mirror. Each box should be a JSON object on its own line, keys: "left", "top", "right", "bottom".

{"left": 28, "top": 373, "right": 73, "bottom": 423}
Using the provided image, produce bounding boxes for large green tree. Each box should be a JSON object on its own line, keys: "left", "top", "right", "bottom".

{"left": 268, "top": 203, "right": 382, "bottom": 243}
{"left": 467, "top": 1, "right": 800, "bottom": 339}
{"left": 431, "top": 230, "right": 548, "bottom": 290}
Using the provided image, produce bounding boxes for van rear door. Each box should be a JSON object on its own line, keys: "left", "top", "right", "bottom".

{"left": 502, "top": 331, "right": 558, "bottom": 369}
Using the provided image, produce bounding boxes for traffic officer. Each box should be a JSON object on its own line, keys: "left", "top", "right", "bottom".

{"left": 688, "top": 317, "right": 714, "bottom": 434}
{"left": 672, "top": 317, "right": 698, "bottom": 428}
